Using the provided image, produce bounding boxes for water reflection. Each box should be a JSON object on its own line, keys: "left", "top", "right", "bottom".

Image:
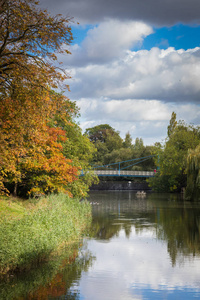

{"left": 0, "top": 242, "right": 94, "bottom": 300}
{"left": 89, "top": 191, "right": 200, "bottom": 266}
{"left": 1, "top": 191, "right": 200, "bottom": 299}
{"left": 81, "top": 191, "right": 200, "bottom": 300}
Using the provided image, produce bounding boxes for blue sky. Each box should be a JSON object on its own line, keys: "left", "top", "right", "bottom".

{"left": 40, "top": 0, "right": 200, "bottom": 145}
{"left": 141, "top": 24, "right": 200, "bottom": 50}
{"left": 72, "top": 24, "right": 200, "bottom": 51}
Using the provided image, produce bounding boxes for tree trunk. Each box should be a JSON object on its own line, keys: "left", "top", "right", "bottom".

{"left": 13, "top": 182, "right": 17, "bottom": 197}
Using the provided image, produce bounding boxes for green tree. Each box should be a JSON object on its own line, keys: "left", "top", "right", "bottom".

{"left": 85, "top": 125, "right": 156, "bottom": 173}
{"left": 123, "top": 132, "right": 133, "bottom": 148}
{"left": 58, "top": 108, "right": 98, "bottom": 198}
{"left": 149, "top": 113, "right": 200, "bottom": 192}
{"left": 85, "top": 124, "right": 123, "bottom": 166}
{"left": 104, "top": 148, "right": 132, "bottom": 165}
{"left": 167, "top": 111, "right": 177, "bottom": 138}
{"left": 85, "top": 124, "right": 114, "bottom": 143}
{"left": 104, "top": 129, "right": 123, "bottom": 153}
{"left": 185, "top": 144, "right": 200, "bottom": 200}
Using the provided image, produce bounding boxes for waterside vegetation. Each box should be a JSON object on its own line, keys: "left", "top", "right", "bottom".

{"left": 148, "top": 112, "right": 200, "bottom": 200}
{"left": 0, "top": 193, "right": 91, "bottom": 275}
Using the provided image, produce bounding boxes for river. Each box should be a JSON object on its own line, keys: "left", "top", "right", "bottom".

{"left": 1, "top": 191, "right": 200, "bottom": 299}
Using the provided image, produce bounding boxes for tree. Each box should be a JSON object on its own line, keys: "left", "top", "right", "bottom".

{"left": 0, "top": 88, "right": 79, "bottom": 196}
{"left": 54, "top": 105, "right": 98, "bottom": 198}
{"left": 104, "top": 129, "right": 123, "bottom": 152}
{"left": 123, "top": 132, "right": 132, "bottom": 148}
{"left": 85, "top": 125, "right": 156, "bottom": 173}
{"left": 0, "top": 0, "right": 73, "bottom": 95}
{"left": 85, "top": 124, "right": 114, "bottom": 144}
{"left": 185, "top": 144, "right": 200, "bottom": 200}
{"left": 167, "top": 112, "right": 177, "bottom": 138}
{"left": 149, "top": 114, "right": 200, "bottom": 193}
{"left": 0, "top": 1, "right": 96, "bottom": 197}
{"left": 104, "top": 148, "right": 132, "bottom": 165}
{"left": 85, "top": 124, "right": 123, "bottom": 165}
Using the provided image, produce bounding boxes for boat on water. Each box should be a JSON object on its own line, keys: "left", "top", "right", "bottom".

{"left": 136, "top": 191, "right": 146, "bottom": 197}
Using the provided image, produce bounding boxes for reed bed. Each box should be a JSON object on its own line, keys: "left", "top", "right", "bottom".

{"left": 0, "top": 194, "right": 91, "bottom": 274}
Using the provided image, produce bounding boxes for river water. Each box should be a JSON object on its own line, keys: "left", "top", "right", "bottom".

{"left": 1, "top": 191, "right": 200, "bottom": 299}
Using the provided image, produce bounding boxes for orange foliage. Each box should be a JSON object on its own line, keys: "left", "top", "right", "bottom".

{"left": 0, "top": 87, "right": 79, "bottom": 196}
{"left": 0, "top": 0, "right": 84, "bottom": 196}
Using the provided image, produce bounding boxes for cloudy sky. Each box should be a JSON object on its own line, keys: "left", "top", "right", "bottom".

{"left": 40, "top": 0, "right": 200, "bottom": 145}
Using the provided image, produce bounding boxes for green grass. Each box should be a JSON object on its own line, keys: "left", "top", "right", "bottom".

{"left": 0, "top": 197, "right": 27, "bottom": 220}
{"left": 0, "top": 194, "right": 91, "bottom": 274}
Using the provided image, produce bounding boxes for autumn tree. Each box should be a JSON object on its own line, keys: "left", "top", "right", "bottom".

{"left": 0, "top": 0, "right": 73, "bottom": 95}
{"left": 0, "top": 87, "right": 80, "bottom": 196}
{"left": 0, "top": 1, "right": 97, "bottom": 197}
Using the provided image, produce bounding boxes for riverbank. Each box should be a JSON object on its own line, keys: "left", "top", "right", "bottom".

{"left": 0, "top": 194, "right": 91, "bottom": 275}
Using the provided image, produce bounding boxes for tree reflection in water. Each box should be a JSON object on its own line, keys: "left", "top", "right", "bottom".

{"left": 89, "top": 191, "right": 200, "bottom": 266}
{"left": 0, "top": 241, "right": 94, "bottom": 300}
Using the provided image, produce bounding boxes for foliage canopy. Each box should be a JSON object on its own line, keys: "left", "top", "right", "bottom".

{"left": 0, "top": 0, "right": 96, "bottom": 197}
{"left": 185, "top": 144, "right": 200, "bottom": 200}
{"left": 0, "top": 0, "right": 73, "bottom": 95}
{"left": 148, "top": 112, "right": 200, "bottom": 195}
{"left": 85, "top": 124, "right": 156, "bottom": 172}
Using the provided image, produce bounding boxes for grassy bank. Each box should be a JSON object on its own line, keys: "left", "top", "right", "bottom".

{"left": 0, "top": 194, "right": 91, "bottom": 275}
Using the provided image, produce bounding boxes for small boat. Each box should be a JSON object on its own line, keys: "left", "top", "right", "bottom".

{"left": 136, "top": 191, "right": 146, "bottom": 197}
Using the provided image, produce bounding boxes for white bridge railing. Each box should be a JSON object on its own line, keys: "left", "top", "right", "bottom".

{"left": 93, "top": 170, "right": 154, "bottom": 177}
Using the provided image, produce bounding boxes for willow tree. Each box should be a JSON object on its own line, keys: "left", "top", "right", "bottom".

{"left": 185, "top": 144, "right": 200, "bottom": 201}
{"left": 149, "top": 113, "right": 200, "bottom": 192}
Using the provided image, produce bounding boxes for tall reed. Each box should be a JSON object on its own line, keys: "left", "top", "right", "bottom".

{"left": 0, "top": 194, "right": 91, "bottom": 274}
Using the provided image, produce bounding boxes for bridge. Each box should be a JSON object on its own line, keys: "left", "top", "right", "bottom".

{"left": 82, "top": 155, "right": 157, "bottom": 178}
{"left": 93, "top": 170, "right": 154, "bottom": 177}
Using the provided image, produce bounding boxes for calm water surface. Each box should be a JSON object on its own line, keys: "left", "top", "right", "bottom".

{"left": 1, "top": 191, "right": 200, "bottom": 299}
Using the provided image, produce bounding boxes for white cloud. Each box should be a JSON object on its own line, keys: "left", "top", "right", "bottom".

{"left": 82, "top": 20, "right": 153, "bottom": 60}
{"left": 77, "top": 98, "right": 171, "bottom": 122}
{"left": 63, "top": 20, "right": 153, "bottom": 66}
{"left": 69, "top": 47, "right": 200, "bottom": 103}
{"left": 77, "top": 98, "right": 200, "bottom": 144}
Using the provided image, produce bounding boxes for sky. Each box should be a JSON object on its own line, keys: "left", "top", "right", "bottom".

{"left": 40, "top": 0, "right": 200, "bottom": 145}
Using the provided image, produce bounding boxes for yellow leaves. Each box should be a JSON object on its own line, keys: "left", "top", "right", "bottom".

{"left": 0, "top": 2, "right": 95, "bottom": 198}
{"left": 0, "top": 87, "right": 80, "bottom": 196}
{"left": 0, "top": 0, "right": 73, "bottom": 94}
{"left": 65, "top": 49, "right": 71, "bottom": 55}
{"left": 51, "top": 53, "right": 57, "bottom": 61}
